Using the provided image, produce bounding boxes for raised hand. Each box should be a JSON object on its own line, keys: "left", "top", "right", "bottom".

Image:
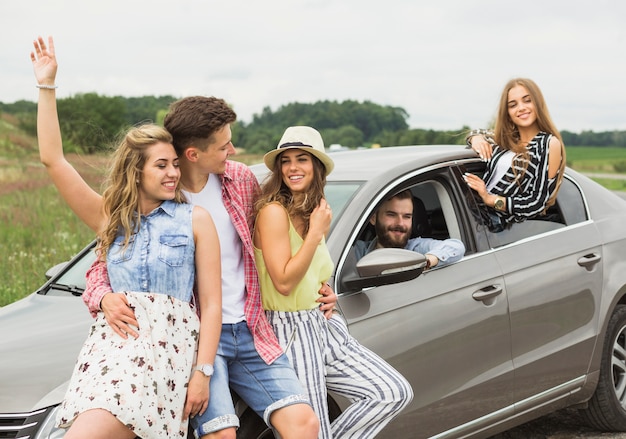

{"left": 30, "top": 35, "right": 57, "bottom": 86}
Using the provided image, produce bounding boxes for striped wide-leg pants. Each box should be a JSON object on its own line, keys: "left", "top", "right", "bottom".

{"left": 266, "top": 309, "right": 413, "bottom": 439}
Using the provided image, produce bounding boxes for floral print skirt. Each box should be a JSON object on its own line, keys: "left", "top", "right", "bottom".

{"left": 57, "top": 292, "right": 200, "bottom": 438}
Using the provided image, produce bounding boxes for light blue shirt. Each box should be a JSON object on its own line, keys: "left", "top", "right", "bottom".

{"left": 354, "top": 236, "right": 465, "bottom": 266}
{"left": 107, "top": 200, "right": 196, "bottom": 302}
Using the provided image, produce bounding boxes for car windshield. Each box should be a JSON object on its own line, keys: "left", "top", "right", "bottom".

{"left": 251, "top": 163, "right": 362, "bottom": 227}
{"left": 325, "top": 181, "right": 362, "bottom": 227}
{"left": 41, "top": 181, "right": 362, "bottom": 295}
{"left": 47, "top": 245, "right": 97, "bottom": 295}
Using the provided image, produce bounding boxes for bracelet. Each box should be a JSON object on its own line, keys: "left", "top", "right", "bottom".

{"left": 465, "top": 128, "right": 495, "bottom": 148}
{"left": 36, "top": 84, "right": 58, "bottom": 89}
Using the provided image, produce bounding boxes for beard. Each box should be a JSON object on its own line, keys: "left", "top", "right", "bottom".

{"left": 375, "top": 222, "right": 411, "bottom": 249}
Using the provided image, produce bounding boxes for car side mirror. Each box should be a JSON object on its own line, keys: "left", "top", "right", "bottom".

{"left": 45, "top": 261, "right": 68, "bottom": 280}
{"left": 340, "top": 248, "right": 426, "bottom": 294}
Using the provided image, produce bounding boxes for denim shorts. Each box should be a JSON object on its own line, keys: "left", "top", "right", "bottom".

{"left": 190, "top": 321, "right": 310, "bottom": 437}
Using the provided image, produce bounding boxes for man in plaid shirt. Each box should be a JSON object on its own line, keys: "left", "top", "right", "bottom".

{"left": 81, "top": 96, "right": 336, "bottom": 439}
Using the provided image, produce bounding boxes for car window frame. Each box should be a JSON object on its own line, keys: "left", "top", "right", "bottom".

{"left": 478, "top": 175, "right": 588, "bottom": 248}
{"left": 334, "top": 161, "right": 482, "bottom": 298}
{"left": 447, "top": 158, "right": 590, "bottom": 246}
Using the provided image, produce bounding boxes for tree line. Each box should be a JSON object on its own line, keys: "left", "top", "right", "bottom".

{"left": 2, "top": 94, "right": 625, "bottom": 154}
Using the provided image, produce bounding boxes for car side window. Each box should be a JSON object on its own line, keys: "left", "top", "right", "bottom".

{"left": 483, "top": 176, "right": 585, "bottom": 247}
{"left": 553, "top": 176, "right": 587, "bottom": 225}
{"left": 338, "top": 169, "right": 474, "bottom": 296}
{"left": 353, "top": 178, "right": 467, "bottom": 258}
{"left": 411, "top": 181, "right": 462, "bottom": 243}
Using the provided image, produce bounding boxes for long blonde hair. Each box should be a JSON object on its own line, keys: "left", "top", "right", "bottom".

{"left": 494, "top": 78, "right": 566, "bottom": 209}
{"left": 254, "top": 150, "right": 327, "bottom": 237}
{"left": 98, "top": 124, "right": 185, "bottom": 257}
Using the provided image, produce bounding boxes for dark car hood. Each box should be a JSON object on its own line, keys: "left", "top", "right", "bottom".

{"left": 0, "top": 292, "right": 92, "bottom": 412}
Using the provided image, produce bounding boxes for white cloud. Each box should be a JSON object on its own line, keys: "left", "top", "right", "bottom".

{"left": 2, "top": 0, "right": 625, "bottom": 132}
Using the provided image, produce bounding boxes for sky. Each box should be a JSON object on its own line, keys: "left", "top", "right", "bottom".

{"left": 2, "top": 0, "right": 625, "bottom": 133}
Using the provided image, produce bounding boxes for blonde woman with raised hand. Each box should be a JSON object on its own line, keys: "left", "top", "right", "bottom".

{"left": 31, "top": 35, "right": 222, "bottom": 439}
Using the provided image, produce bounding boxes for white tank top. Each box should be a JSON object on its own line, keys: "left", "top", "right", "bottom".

{"left": 183, "top": 174, "right": 246, "bottom": 323}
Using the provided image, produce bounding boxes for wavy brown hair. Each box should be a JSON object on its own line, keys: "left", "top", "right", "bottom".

{"left": 98, "top": 124, "right": 185, "bottom": 258}
{"left": 493, "top": 78, "right": 566, "bottom": 209}
{"left": 254, "top": 150, "right": 327, "bottom": 237}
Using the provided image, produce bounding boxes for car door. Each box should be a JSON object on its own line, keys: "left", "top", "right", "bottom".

{"left": 333, "top": 170, "right": 515, "bottom": 437}
{"left": 485, "top": 177, "right": 603, "bottom": 406}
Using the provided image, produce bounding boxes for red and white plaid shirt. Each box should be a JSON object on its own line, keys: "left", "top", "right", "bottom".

{"left": 82, "top": 160, "right": 283, "bottom": 364}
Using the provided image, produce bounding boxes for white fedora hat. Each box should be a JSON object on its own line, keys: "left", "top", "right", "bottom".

{"left": 263, "top": 126, "right": 334, "bottom": 176}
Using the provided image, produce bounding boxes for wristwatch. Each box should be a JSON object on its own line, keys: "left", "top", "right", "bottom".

{"left": 494, "top": 196, "right": 505, "bottom": 211}
{"left": 194, "top": 363, "right": 214, "bottom": 377}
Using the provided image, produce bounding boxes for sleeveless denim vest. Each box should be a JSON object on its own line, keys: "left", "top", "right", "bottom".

{"left": 107, "top": 200, "right": 196, "bottom": 302}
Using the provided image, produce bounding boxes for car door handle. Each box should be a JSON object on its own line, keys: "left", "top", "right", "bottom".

{"left": 577, "top": 253, "right": 601, "bottom": 270}
{"left": 472, "top": 285, "right": 503, "bottom": 302}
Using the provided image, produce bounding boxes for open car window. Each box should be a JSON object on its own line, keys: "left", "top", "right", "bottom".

{"left": 351, "top": 170, "right": 469, "bottom": 261}
{"left": 467, "top": 175, "right": 587, "bottom": 248}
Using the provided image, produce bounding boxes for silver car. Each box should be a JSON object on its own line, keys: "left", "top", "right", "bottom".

{"left": 2, "top": 144, "right": 626, "bottom": 439}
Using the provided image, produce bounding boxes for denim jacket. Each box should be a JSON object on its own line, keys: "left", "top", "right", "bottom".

{"left": 107, "top": 200, "right": 195, "bottom": 302}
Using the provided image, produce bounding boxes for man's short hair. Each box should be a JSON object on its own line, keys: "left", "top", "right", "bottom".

{"left": 375, "top": 189, "right": 413, "bottom": 221}
{"left": 389, "top": 189, "right": 413, "bottom": 202}
{"left": 164, "top": 96, "right": 237, "bottom": 155}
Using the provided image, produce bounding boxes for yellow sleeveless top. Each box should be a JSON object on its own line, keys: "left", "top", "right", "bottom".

{"left": 254, "top": 219, "right": 334, "bottom": 312}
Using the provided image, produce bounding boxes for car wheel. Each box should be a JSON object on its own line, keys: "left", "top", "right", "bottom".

{"left": 583, "top": 304, "right": 626, "bottom": 431}
{"left": 236, "top": 396, "right": 342, "bottom": 439}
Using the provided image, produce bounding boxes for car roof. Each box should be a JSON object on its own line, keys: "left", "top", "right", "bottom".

{"left": 250, "top": 144, "right": 475, "bottom": 182}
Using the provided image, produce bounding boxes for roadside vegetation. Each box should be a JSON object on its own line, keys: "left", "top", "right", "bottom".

{"left": 1, "top": 108, "right": 625, "bottom": 307}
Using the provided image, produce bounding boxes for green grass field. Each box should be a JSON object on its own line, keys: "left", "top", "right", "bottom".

{"left": 566, "top": 146, "right": 626, "bottom": 173}
{"left": 0, "top": 154, "right": 107, "bottom": 306}
{"left": 1, "top": 142, "right": 625, "bottom": 307}
{"left": 565, "top": 146, "right": 626, "bottom": 191}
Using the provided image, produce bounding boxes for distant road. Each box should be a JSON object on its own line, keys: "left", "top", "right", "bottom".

{"left": 585, "top": 172, "right": 626, "bottom": 180}
{"left": 491, "top": 407, "right": 626, "bottom": 439}
{"left": 579, "top": 171, "right": 626, "bottom": 199}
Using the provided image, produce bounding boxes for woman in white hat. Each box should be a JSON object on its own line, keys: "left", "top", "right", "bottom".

{"left": 253, "top": 126, "right": 413, "bottom": 439}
